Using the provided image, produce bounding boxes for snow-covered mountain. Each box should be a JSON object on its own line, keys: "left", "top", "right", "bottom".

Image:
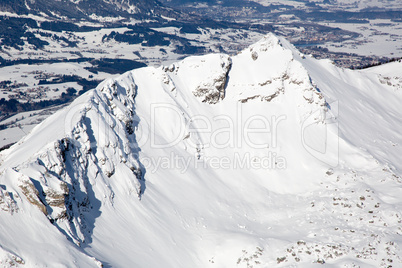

{"left": 1, "top": 33, "right": 402, "bottom": 267}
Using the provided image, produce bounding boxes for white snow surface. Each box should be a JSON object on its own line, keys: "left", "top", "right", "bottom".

{"left": 1, "top": 33, "right": 402, "bottom": 267}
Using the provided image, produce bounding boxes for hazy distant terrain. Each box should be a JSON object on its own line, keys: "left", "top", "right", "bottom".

{"left": 161, "top": 0, "right": 402, "bottom": 64}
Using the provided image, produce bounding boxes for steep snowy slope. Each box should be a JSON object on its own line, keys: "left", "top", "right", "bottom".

{"left": 1, "top": 33, "right": 402, "bottom": 267}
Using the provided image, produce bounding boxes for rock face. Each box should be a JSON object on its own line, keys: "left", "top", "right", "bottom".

{"left": 1, "top": 33, "right": 402, "bottom": 267}
{"left": 192, "top": 55, "right": 232, "bottom": 104}
{"left": 0, "top": 183, "right": 18, "bottom": 214}
{"left": 1, "top": 72, "right": 145, "bottom": 247}
{"left": 0, "top": 247, "right": 25, "bottom": 267}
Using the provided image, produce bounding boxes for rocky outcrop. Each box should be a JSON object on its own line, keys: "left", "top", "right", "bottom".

{"left": 0, "top": 73, "right": 145, "bottom": 247}
{"left": 193, "top": 56, "right": 232, "bottom": 104}
{"left": 0, "top": 184, "right": 18, "bottom": 214}
{"left": 0, "top": 246, "right": 25, "bottom": 267}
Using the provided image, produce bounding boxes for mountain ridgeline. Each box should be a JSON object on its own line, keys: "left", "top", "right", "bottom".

{"left": 1, "top": 34, "right": 402, "bottom": 267}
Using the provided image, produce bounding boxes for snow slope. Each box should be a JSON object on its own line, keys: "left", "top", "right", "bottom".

{"left": 1, "top": 33, "right": 402, "bottom": 267}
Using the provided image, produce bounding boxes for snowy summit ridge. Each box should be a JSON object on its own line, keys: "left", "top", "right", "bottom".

{"left": 1, "top": 33, "right": 402, "bottom": 267}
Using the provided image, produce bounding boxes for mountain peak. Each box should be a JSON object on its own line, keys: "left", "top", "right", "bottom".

{"left": 1, "top": 33, "right": 402, "bottom": 267}
{"left": 248, "top": 32, "right": 281, "bottom": 51}
{"left": 0, "top": 34, "right": 331, "bottom": 252}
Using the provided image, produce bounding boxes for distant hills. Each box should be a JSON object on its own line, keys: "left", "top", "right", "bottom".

{"left": 0, "top": 0, "right": 175, "bottom": 19}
